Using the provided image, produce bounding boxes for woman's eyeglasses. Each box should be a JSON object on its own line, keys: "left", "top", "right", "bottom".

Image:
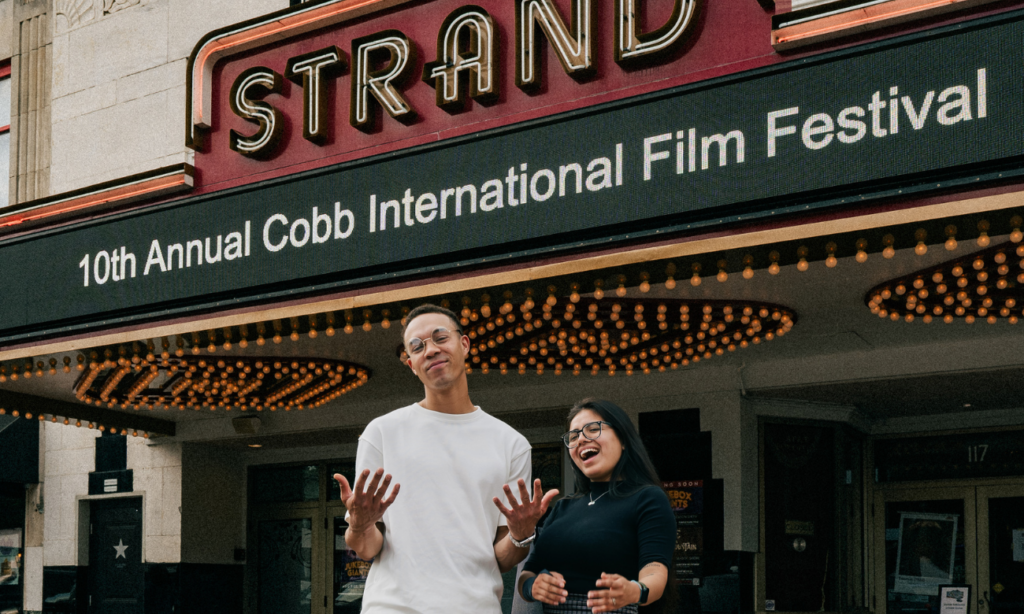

{"left": 562, "top": 421, "right": 613, "bottom": 449}
{"left": 406, "top": 327, "right": 462, "bottom": 355}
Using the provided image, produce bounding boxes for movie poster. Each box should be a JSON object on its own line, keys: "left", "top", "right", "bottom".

{"left": 664, "top": 481, "right": 703, "bottom": 586}
{"left": 893, "top": 512, "right": 958, "bottom": 596}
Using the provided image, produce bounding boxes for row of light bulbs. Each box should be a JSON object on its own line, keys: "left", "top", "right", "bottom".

{"left": 867, "top": 239, "right": 1024, "bottom": 324}
{"left": 73, "top": 355, "right": 371, "bottom": 412}
{"left": 0, "top": 407, "right": 149, "bottom": 437}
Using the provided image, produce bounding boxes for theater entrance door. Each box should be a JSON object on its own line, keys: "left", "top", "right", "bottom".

{"left": 873, "top": 483, "right": 1024, "bottom": 614}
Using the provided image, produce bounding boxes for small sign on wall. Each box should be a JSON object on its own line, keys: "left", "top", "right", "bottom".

{"left": 938, "top": 585, "right": 971, "bottom": 614}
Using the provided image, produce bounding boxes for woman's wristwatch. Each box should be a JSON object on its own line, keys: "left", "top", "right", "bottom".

{"left": 630, "top": 580, "right": 650, "bottom": 605}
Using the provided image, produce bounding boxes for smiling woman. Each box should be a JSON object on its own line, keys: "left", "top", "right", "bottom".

{"left": 517, "top": 399, "right": 677, "bottom": 614}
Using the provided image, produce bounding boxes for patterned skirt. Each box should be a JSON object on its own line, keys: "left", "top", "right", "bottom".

{"left": 542, "top": 592, "right": 639, "bottom": 614}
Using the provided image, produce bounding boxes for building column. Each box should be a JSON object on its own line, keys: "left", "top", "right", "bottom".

{"left": 698, "top": 389, "right": 759, "bottom": 552}
{"left": 10, "top": 0, "right": 51, "bottom": 205}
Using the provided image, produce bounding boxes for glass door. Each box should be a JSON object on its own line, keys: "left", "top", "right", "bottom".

{"left": 251, "top": 510, "right": 322, "bottom": 614}
{"left": 873, "top": 486, "right": 978, "bottom": 614}
{"left": 977, "top": 485, "right": 1024, "bottom": 614}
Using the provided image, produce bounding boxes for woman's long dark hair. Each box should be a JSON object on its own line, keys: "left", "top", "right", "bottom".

{"left": 566, "top": 398, "right": 678, "bottom": 612}
{"left": 566, "top": 398, "right": 662, "bottom": 498}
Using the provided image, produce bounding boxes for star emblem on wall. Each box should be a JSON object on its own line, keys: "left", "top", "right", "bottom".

{"left": 113, "top": 539, "right": 129, "bottom": 559}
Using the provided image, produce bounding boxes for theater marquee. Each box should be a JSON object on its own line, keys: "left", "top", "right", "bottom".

{"left": 0, "top": 11, "right": 1020, "bottom": 343}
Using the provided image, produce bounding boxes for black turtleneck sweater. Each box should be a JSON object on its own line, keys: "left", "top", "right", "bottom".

{"left": 523, "top": 482, "right": 676, "bottom": 594}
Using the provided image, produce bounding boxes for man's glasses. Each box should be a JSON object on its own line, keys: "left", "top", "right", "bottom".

{"left": 562, "top": 421, "right": 613, "bottom": 449}
{"left": 406, "top": 327, "right": 462, "bottom": 355}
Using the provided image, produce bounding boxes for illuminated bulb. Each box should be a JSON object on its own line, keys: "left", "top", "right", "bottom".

{"left": 768, "top": 263, "right": 780, "bottom": 275}
{"left": 616, "top": 285, "right": 627, "bottom": 297}
{"left": 978, "top": 233, "right": 990, "bottom": 247}
{"left": 945, "top": 237, "right": 957, "bottom": 250}
{"left": 1012, "top": 229, "right": 1024, "bottom": 243}
{"left": 742, "top": 267, "right": 754, "bottom": 279}
{"left": 825, "top": 255, "right": 837, "bottom": 268}
{"left": 639, "top": 281, "right": 650, "bottom": 293}
{"left": 797, "top": 259, "right": 809, "bottom": 272}
{"left": 717, "top": 270, "right": 728, "bottom": 282}
{"left": 915, "top": 242, "right": 928, "bottom": 256}
{"left": 855, "top": 250, "right": 868, "bottom": 263}
{"left": 362, "top": 321, "right": 372, "bottom": 332}
{"left": 690, "top": 274, "right": 702, "bottom": 286}
{"left": 883, "top": 246, "right": 895, "bottom": 258}
{"left": 664, "top": 277, "right": 676, "bottom": 290}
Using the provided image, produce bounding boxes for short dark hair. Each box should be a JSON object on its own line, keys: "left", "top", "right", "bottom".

{"left": 565, "top": 398, "right": 663, "bottom": 499}
{"left": 402, "top": 304, "right": 461, "bottom": 337}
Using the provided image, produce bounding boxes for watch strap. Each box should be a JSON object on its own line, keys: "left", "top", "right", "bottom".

{"left": 509, "top": 531, "right": 536, "bottom": 548}
{"left": 630, "top": 579, "right": 650, "bottom": 605}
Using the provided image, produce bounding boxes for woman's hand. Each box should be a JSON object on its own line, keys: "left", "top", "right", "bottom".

{"left": 530, "top": 571, "right": 568, "bottom": 605}
{"left": 587, "top": 573, "right": 642, "bottom": 612}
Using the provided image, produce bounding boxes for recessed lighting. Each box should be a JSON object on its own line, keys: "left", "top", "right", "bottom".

{"left": 248, "top": 444, "right": 263, "bottom": 448}
{"left": 963, "top": 403, "right": 972, "bottom": 408}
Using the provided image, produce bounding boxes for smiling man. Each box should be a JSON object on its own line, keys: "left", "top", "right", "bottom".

{"left": 334, "top": 304, "right": 558, "bottom": 614}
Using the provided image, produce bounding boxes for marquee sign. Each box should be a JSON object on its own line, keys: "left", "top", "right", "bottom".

{"left": 0, "top": 10, "right": 1021, "bottom": 343}
{"left": 187, "top": 0, "right": 775, "bottom": 191}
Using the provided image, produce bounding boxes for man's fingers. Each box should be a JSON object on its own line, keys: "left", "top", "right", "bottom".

{"left": 381, "top": 483, "right": 400, "bottom": 509}
{"left": 333, "top": 474, "right": 352, "bottom": 501}
{"left": 502, "top": 484, "right": 521, "bottom": 508}
{"left": 532, "top": 478, "right": 544, "bottom": 501}
{"left": 492, "top": 497, "right": 512, "bottom": 516}
{"left": 541, "top": 488, "right": 560, "bottom": 510}
{"left": 517, "top": 478, "right": 531, "bottom": 503}
{"left": 353, "top": 468, "right": 371, "bottom": 495}
{"left": 549, "top": 570, "right": 565, "bottom": 582}
{"left": 373, "top": 474, "right": 393, "bottom": 502}
{"left": 365, "top": 468, "right": 385, "bottom": 496}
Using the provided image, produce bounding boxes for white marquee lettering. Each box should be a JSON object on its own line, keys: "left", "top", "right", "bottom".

{"left": 229, "top": 66, "right": 284, "bottom": 158}
{"left": 516, "top": 0, "right": 593, "bottom": 91}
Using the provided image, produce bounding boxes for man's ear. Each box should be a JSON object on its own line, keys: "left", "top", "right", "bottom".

{"left": 406, "top": 358, "right": 416, "bottom": 373}
{"left": 460, "top": 333, "right": 471, "bottom": 352}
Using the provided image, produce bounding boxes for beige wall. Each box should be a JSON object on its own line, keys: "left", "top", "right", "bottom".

{"left": 49, "top": 0, "right": 285, "bottom": 194}
{"left": 0, "top": 0, "right": 12, "bottom": 59}
{"left": 41, "top": 421, "right": 183, "bottom": 566}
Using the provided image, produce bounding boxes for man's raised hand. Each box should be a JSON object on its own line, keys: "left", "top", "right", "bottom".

{"left": 492, "top": 478, "right": 559, "bottom": 542}
{"left": 334, "top": 469, "right": 400, "bottom": 532}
